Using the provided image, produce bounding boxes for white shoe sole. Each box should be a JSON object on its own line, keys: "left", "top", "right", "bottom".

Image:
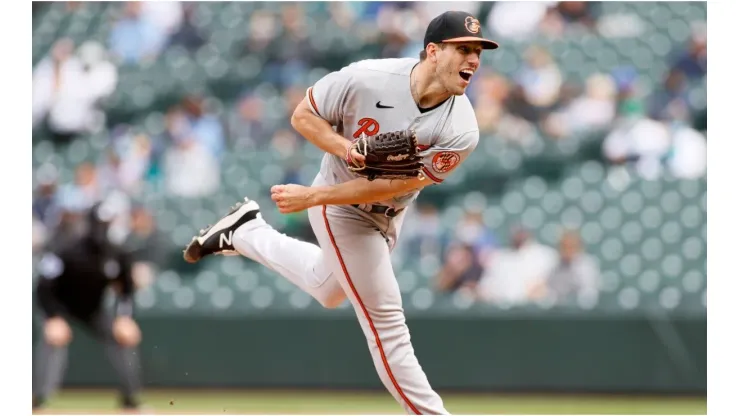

{"left": 197, "top": 198, "right": 261, "bottom": 245}
{"left": 183, "top": 198, "right": 261, "bottom": 263}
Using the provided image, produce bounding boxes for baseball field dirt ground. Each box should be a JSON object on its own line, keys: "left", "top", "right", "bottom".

{"left": 33, "top": 388, "right": 707, "bottom": 415}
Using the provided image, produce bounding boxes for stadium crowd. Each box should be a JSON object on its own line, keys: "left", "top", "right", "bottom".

{"left": 32, "top": 1, "right": 707, "bottom": 308}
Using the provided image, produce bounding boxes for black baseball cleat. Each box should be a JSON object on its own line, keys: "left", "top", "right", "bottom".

{"left": 183, "top": 197, "right": 261, "bottom": 263}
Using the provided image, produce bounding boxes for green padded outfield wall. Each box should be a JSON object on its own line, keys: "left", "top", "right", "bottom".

{"left": 32, "top": 311, "right": 706, "bottom": 393}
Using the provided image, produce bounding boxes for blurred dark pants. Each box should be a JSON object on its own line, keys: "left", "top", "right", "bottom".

{"left": 32, "top": 307, "right": 142, "bottom": 404}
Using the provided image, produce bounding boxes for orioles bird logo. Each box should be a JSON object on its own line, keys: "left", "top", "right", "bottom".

{"left": 432, "top": 151, "right": 460, "bottom": 174}
{"left": 465, "top": 16, "right": 480, "bottom": 34}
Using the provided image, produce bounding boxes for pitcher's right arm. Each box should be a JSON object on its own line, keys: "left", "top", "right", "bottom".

{"left": 290, "top": 66, "right": 359, "bottom": 159}
{"left": 291, "top": 97, "right": 352, "bottom": 159}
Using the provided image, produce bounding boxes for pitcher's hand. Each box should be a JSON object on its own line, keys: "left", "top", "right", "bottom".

{"left": 271, "top": 184, "right": 316, "bottom": 214}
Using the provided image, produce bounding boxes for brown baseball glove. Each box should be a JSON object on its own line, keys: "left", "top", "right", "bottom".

{"left": 345, "top": 129, "right": 424, "bottom": 181}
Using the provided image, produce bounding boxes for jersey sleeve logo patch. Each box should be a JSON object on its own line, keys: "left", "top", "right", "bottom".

{"left": 432, "top": 151, "right": 461, "bottom": 174}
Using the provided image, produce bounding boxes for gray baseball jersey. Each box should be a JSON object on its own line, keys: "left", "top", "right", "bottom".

{"left": 306, "top": 58, "right": 480, "bottom": 210}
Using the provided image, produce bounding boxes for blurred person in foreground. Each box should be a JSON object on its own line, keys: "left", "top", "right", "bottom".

{"left": 32, "top": 202, "right": 143, "bottom": 412}
{"left": 545, "top": 230, "right": 600, "bottom": 305}
{"left": 475, "top": 226, "right": 558, "bottom": 306}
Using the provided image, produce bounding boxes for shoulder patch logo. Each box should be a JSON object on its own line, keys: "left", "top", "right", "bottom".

{"left": 465, "top": 16, "right": 480, "bottom": 34}
{"left": 432, "top": 151, "right": 461, "bottom": 174}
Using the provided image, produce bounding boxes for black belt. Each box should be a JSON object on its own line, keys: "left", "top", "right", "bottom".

{"left": 351, "top": 204, "right": 404, "bottom": 218}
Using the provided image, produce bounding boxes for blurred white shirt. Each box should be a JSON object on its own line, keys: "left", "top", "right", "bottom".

{"left": 418, "top": 2, "right": 480, "bottom": 22}
{"left": 141, "top": 1, "right": 184, "bottom": 35}
{"left": 32, "top": 55, "right": 117, "bottom": 134}
{"left": 487, "top": 1, "right": 556, "bottom": 40}
{"left": 564, "top": 96, "right": 617, "bottom": 132}
{"left": 547, "top": 254, "right": 601, "bottom": 305}
{"left": 477, "top": 241, "right": 559, "bottom": 305}
{"left": 164, "top": 142, "right": 220, "bottom": 198}
{"left": 602, "top": 116, "right": 671, "bottom": 180}
{"left": 668, "top": 126, "right": 707, "bottom": 179}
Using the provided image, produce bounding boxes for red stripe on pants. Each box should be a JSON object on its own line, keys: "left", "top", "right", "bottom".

{"left": 322, "top": 205, "right": 422, "bottom": 415}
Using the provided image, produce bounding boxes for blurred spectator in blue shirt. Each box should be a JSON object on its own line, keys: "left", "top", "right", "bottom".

{"left": 33, "top": 168, "right": 61, "bottom": 230}
{"left": 671, "top": 22, "right": 707, "bottom": 80}
{"left": 179, "top": 95, "right": 226, "bottom": 159}
{"left": 509, "top": 46, "right": 563, "bottom": 123}
{"left": 108, "top": 2, "right": 167, "bottom": 65}
{"left": 554, "top": 1, "right": 597, "bottom": 30}
{"left": 58, "top": 163, "right": 104, "bottom": 214}
{"left": 160, "top": 100, "right": 223, "bottom": 198}
{"left": 228, "top": 93, "right": 273, "bottom": 149}
{"left": 452, "top": 210, "right": 500, "bottom": 263}
{"left": 266, "top": 4, "right": 312, "bottom": 88}
{"left": 162, "top": 131, "right": 221, "bottom": 199}
{"left": 97, "top": 131, "right": 154, "bottom": 196}
{"left": 648, "top": 69, "right": 691, "bottom": 123}
{"left": 398, "top": 203, "right": 447, "bottom": 261}
{"left": 167, "top": 3, "right": 206, "bottom": 51}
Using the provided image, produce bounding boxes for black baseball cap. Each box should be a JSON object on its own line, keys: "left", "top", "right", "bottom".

{"left": 423, "top": 11, "right": 499, "bottom": 50}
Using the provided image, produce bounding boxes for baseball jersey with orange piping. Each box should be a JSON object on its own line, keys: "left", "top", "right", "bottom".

{"left": 305, "top": 58, "right": 480, "bottom": 210}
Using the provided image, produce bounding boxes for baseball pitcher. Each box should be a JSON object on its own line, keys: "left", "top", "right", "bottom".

{"left": 184, "top": 11, "right": 498, "bottom": 415}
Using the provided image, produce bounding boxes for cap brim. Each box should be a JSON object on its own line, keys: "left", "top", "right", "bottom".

{"left": 442, "top": 37, "right": 499, "bottom": 50}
